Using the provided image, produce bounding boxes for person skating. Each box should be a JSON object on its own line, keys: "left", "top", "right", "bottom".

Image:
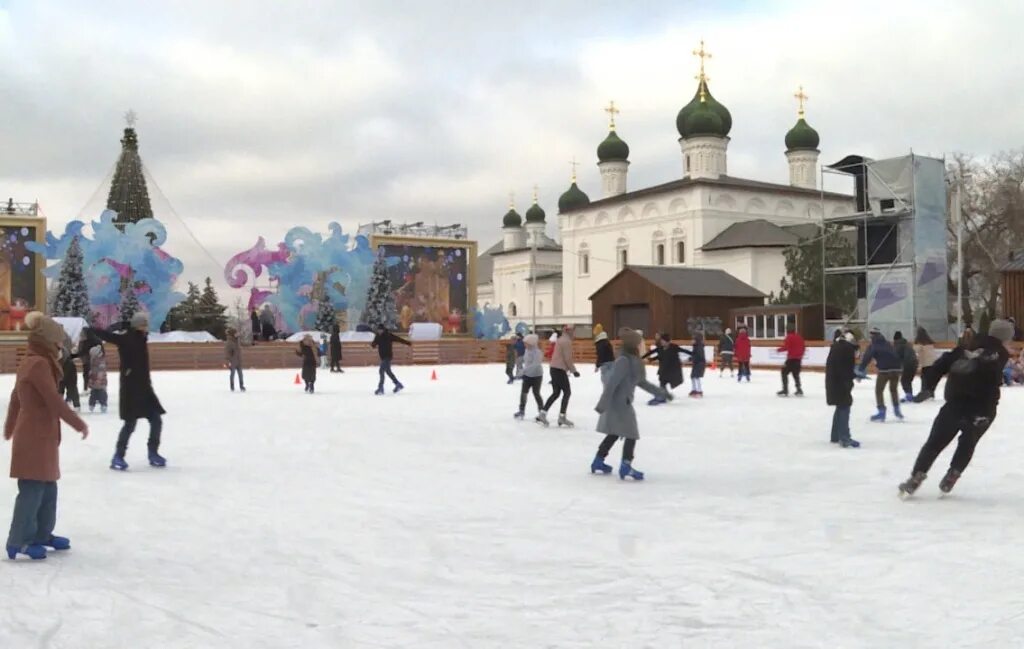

{"left": 593, "top": 325, "right": 615, "bottom": 382}
{"left": 718, "top": 328, "right": 736, "bottom": 377}
{"left": 825, "top": 330, "right": 860, "bottom": 448}
{"left": 514, "top": 334, "right": 545, "bottom": 420}
{"left": 735, "top": 326, "right": 752, "bottom": 382}
{"left": 329, "top": 324, "right": 344, "bottom": 373}
{"left": 504, "top": 337, "right": 517, "bottom": 385}
{"left": 4, "top": 312, "right": 89, "bottom": 560}
{"left": 371, "top": 325, "right": 411, "bottom": 395}
{"left": 681, "top": 330, "right": 707, "bottom": 397}
{"left": 538, "top": 326, "right": 579, "bottom": 427}
{"left": 58, "top": 334, "right": 81, "bottom": 412}
{"left": 225, "top": 328, "right": 245, "bottom": 392}
{"left": 87, "top": 343, "right": 108, "bottom": 413}
{"left": 591, "top": 328, "right": 672, "bottom": 480}
{"left": 898, "top": 319, "right": 1014, "bottom": 497}
{"left": 512, "top": 332, "right": 525, "bottom": 379}
{"left": 893, "top": 331, "right": 918, "bottom": 402}
{"left": 318, "top": 336, "right": 329, "bottom": 370}
{"left": 856, "top": 327, "right": 903, "bottom": 422}
{"left": 93, "top": 313, "right": 167, "bottom": 470}
{"left": 250, "top": 309, "right": 261, "bottom": 343}
{"left": 777, "top": 324, "right": 805, "bottom": 396}
{"left": 296, "top": 334, "right": 318, "bottom": 393}
{"left": 641, "top": 333, "right": 683, "bottom": 404}
{"left": 78, "top": 327, "right": 100, "bottom": 395}
{"left": 913, "top": 327, "right": 938, "bottom": 398}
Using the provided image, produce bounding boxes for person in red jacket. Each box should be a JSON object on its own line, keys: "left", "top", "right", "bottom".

{"left": 734, "top": 326, "right": 752, "bottom": 383}
{"left": 777, "top": 324, "right": 806, "bottom": 396}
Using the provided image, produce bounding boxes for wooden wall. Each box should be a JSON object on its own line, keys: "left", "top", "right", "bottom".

{"left": 1002, "top": 271, "right": 1024, "bottom": 325}
{"left": 590, "top": 271, "right": 674, "bottom": 336}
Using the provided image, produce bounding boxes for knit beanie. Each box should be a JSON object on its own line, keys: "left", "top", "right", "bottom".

{"left": 593, "top": 323, "right": 604, "bottom": 336}
{"left": 619, "top": 328, "right": 642, "bottom": 355}
{"left": 131, "top": 312, "right": 149, "bottom": 329}
{"left": 988, "top": 319, "right": 1015, "bottom": 344}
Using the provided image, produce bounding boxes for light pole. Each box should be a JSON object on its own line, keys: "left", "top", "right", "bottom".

{"left": 955, "top": 175, "right": 964, "bottom": 337}
{"left": 531, "top": 235, "right": 537, "bottom": 333}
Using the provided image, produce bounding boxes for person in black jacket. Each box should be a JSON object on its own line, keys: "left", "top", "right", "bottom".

{"left": 717, "top": 328, "right": 735, "bottom": 377}
{"left": 78, "top": 327, "right": 100, "bottom": 394}
{"left": 825, "top": 331, "right": 859, "bottom": 448}
{"left": 93, "top": 313, "right": 167, "bottom": 470}
{"left": 250, "top": 310, "right": 261, "bottom": 342}
{"left": 371, "top": 325, "right": 411, "bottom": 395}
{"left": 594, "top": 330, "right": 615, "bottom": 381}
{"left": 642, "top": 333, "right": 683, "bottom": 404}
{"left": 58, "top": 334, "right": 81, "bottom": 411}
{"left": 329, "top": 324, "right": 343, "bottom": 373}
{"left": 898, "top": 319, "right": 1014, "bottom": 497}
{"left": 296, "top": 334, "right": 319, "bottom": 393}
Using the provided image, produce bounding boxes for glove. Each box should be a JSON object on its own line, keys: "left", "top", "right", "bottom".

{"left": 912, "top": 390, "right": 933, "bottom": 403}
{"left": 573, "top": 371, "right": 580, "bottom": 378}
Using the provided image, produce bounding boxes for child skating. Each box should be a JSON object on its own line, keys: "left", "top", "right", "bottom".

{"left": 718, "top": 328, "right": 735, "bottom": 377}
{"left": 296, "top": 334, "right": 318, "bottom": 393}
{"left": 87, "top": 343, "right": 108, "bottom": 413}
{"left": 514, "top": 334, "right": 544, "bottom": 421}
{"left": 681, "top": 330, "right": 707, "bottom": 397}
{"left": 641, "top": 333, "right": 683, "bottom": 404}
{"left": 735, "top": 326, "right": 752, "bottom": 382}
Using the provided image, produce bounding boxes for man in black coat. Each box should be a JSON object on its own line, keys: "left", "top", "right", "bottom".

{"left": 825, "top": 331, "right": 859, "bottom": 448}
{"left": 329, "top": 324, "right": 343, "bottom": 373}
{"left": 93, "top": 312, "right": 167, "bottom": 470}
{"left": 642, "top": 333, "right": 683, "bottom": 404}
{"left": 899, "top": 319, "right": 1014, "bottom": 497}
{"left": 371, "top": 325, "right": 411, "bottom": 395}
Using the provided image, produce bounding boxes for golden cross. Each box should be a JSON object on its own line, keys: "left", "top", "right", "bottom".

{"left": 508, "top": 191, "right": 515, "bottom": 209}
{"left": 569, "top": 156, "right": 580, "bottom": 182}
{"left": 693, "top": 39, "right": 711, "bottom": 80}
{"left": 532, "top": 184, "right": 540, "bottom": 203}
{"left": 794, "top": 85, "right": 808, "bottom": 118}
{"left": 604, "top": 100, "right": 620, "bottom": 130}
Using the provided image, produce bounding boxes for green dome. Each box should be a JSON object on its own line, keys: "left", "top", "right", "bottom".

{"left": 785, "top": 117, "right": 820, "bottom": 151}
{"left": 525, "top": 202, "right": 546, "bottom": 223}
{"left": 676, "top": 80, "right": 732, "bottom": 139}
{"left": 558, "top": 182, "right": 590, "bottom": 212}
{"left": 502, "top": 208, "right": 522, "bottom": 228}
{"left": 680, "top": 100, "right": 724, "bottom": 138}
{"left": 597, "top": 130, "right": 630, "bottom": 162}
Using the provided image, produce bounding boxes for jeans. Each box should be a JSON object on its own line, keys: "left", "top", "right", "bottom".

{"left": 89, "top": 388, "right": 108, "bottom": 409}
{"left": 7, "top": 480, "right": 57, "bottom": 547}
{"left": 913, "top": 402, "right": 992, "bottom": 474}
{"left": 597, "top": 435, "right": 636, "bottom": 462}
{"left": 737, "top": 361, "right": 751, "bottom": 380}
{"left": 543, "top": 368, "right": 572, "bottom": 414}
{"left": 830, "top": 405, "right": 851, "bottom": 443}
{"left": 230, "top": 366, "right": 245, "bottom": 391}
{"left": 116, "top": 408, "right": 163, "bottom": 457}
{"left": 378, "top": 359, "right": 400, "bottom": 391}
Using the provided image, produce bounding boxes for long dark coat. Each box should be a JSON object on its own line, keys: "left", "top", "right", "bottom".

{"left": 93, "top": 328, "right": 166, "bottom": 421}
{"left": 329, "top": 330, "right": 342, "bottom": 364}
{"left": 297, "top": 343, "right": 318, "bottom": 383}
{"left": 825, "top": 339, "right": 857, "bottom": 407}
{"left": 643, "top": 344, "right": 684, "bottom": 388}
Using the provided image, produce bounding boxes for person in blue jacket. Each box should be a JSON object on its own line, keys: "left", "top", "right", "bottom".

{"left": 856, "top": 327, "right": 903, "bottom": 422}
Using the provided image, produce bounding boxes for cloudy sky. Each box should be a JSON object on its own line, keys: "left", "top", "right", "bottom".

{"left": 1, "top": 0, "right": 1022, "bottom": 297}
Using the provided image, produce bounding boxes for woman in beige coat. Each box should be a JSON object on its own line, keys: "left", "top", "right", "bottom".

{"left": 5, "top": 312, "right": 89, "bottom": 560}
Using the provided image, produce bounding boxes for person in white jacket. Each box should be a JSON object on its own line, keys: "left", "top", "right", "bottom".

{"left": 514, "top": 334, "right": 545, "bottom": 421}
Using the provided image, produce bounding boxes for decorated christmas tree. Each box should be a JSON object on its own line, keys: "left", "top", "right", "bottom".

{"left": 361, "top": 253, "right": 397, "bottom": 331}
{"left": 315, "top": 294, "right": 336, "bottom": 333}
{"left": 118, "top": 282, "right": 142, "bottom": 328}
{"left": 52, "top": 236, "right": 91, "bottom": 318}
{"left": 108, "top": 112, "right": 154, "bottom": 231}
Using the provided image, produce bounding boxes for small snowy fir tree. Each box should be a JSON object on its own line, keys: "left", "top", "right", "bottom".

{"left": 52, "top": 235, "right": 91, "bottom": 318}
{"left": 315, "top": 293, "right": 336, "bottom": 333}
{"left": 361, "top": 254, "right": 397, "bottom": 331}
{"left": 119, "top": 284, "right": 142, "bottom": 328}
{"left": 195, "top": 277, "right": 228, "bottom": 339}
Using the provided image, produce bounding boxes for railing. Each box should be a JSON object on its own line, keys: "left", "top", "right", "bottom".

{"left": 2, "top": 201, "right": 39, "bottom": 217}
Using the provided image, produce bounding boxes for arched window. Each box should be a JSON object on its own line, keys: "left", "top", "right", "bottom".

{"left": 509, "top": 302, "right": 517, "bottom": 317}
{"left": 617, "top": 237, "right": 629, "bottom": 270}
{"left": 656, "top": 244, "right": 665, "bottom": 265}
{"left": 578, "top": 243, "right": 590, "bottom": 276}
{"left": 537, "top": 300, "right": 543, "bottom": 315}
{"left": 676, "top": 240, "right": 686, "bottom": 264}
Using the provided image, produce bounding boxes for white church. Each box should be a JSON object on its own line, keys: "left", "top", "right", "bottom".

{"left": 477, "top": 43, "right": 855, "bottom": 327}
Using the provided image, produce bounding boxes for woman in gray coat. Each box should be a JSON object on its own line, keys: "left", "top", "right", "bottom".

{"left": 591, "top": 328, "right": 672, "bottom": 480}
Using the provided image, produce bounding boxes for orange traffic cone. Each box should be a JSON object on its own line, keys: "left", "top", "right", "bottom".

{"left": 430, "top": 369, "right": 438, "bottom": 381}
{"left": 294, "top": 373, "right": 301, "bottom": 385}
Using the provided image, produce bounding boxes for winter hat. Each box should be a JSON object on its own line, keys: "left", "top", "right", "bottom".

{"left": 593, "top": 323, "right": 604, "bottom": 336}
{"left": 725, "top": 328, "right": 732, "bottom": 335}
{"left": 619, "top": 328, "right": 642, "bottom": 355}
{"left": 844, "top": 332, "right": 857, "bottom": 343}
{"left": 868, "top": 326, "right": 882, "bottom": 336}
{"left": 893, "top": 331, "right": 904, "bottom": 341}
{"left": 131, "top": 312, "right": 149, "bottom": 329}
{"left": 988, "top": 319, "right": 1015, "bottom": 343}
{"left": 594, "top": 331, "right": 608, "bottom": 342}
{"left": 25, "top": 311, "right": 65, "bottom": 351}
{"left": 660, "top": 332, "right": 671, "bottom": 342}
{"left": 524, "top": 333, "right": 539, "bottom": 347}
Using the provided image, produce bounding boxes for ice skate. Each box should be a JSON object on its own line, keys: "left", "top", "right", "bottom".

{"left": 618, "top": 460, "right": 644, "bottom": 481}
{"left": 840, "top": 438, "right": 861, "bottom": 448}
{"left": 794, "top": 388, "right": 804, "bottom": 397}
{"left": 394, "top": 383, "right": 404, "bottom": 394}
{"left": 110, "top": 454, "right": 128, "bottom": 471}
{"left": 513, "top": 409, "right": 525, "bottom": 420}
{"left": 777, "top": 390, "right": 789, "bottom": 397}
{"left": 870, "top": 406, "right": 886, "bottom": 423}
{"left": 557, "top": 414, "right": 574, "bottom": 428}
{"left": 893, "top": 404, "right": 904, "bottom": 420}
{"left": 507, "top": 377, "right": 514, "bottom": 385}
{"left": 40, "top": 535, "right": 70, "bottom": 551}
{"left": 535, "top": 411, "right": 549, "bottom": 427}
{"left": 148, "top": 452, "right": 167, "bottom": 468}
{"left": 647, "top": 397, "right": 667, "bottom": 406}
{"left": 939, "top": 468, "right": 962, "bottom": 494}
{"left": 374, "top": 387, "right": 385, "bottom": 395}
{"left": 590, "top": 455, "right": 612, "bottom": 474}
{"left": 89, "top": 404, "right": 95, "bottom": 413}
{"left": 898, "top": 471, "right": 927, "bottom": 498}
{"left": 101, "top": 405, "right": 107, "bottom": 414}
{"left": 901, "top": 393, "right": 915, "bottom": 403}
{"left": 6, "top": 544, "right": 46, "bottom": 560}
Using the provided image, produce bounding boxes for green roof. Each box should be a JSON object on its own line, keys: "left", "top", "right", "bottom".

{"left": 785, "top": 117, "right": 820, "bottom": 151}
{"left": 676, "top": 80, "right": 732, "bottom": 139}
{"left": 502, "top": 208, "right": 522, "bottom": 228}
{"left": 558, "top": 182, "right": 590, "bottom": 213}
{"left": 525, "top": 202, "right": 546, "bottom": 223}
{"left": 597, "top": 130, "right": 630, "bottom": 162}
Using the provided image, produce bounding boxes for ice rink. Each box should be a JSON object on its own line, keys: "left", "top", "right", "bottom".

{"left": 3, "top": 363, "right": 1024, "bottom": 648}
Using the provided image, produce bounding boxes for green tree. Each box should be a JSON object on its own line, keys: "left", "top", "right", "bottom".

{"left": 773, "top": 225, "right": 856, "bottom": 314}
{"left": 194, "top": 277, "right": 228, "bottom": 339}
{"left": 165, "top": 281, "right": 200, "bottom": 331}
{"left": 52, "top": 235, "right": 91, "bottom": 318}
{"left": 315, "top": 293, "right": 336, "bottom": 333}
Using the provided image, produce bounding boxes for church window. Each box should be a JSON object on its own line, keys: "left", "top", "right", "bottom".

{"left": 619, "top": 248, "right": 628, "bottom": 269}
{"left": 616, "top": 237, "right": 629, "bottom": 270}
{"left": 675, "top": 240, "right": 686, "bottom": 264}
{"left": 537, "top": 300, "right": 543, "bottom": 315}
{"left": 656, "top": 244, "right": 665, "bottom": 266}
{"left": 509, "top": 303, "right": 517, "bottom": 317}
{"left": 581, "top": 253, "right": 590, "bottom": 275}
{"left": 685, "top": 155, "right": 691, "bottom": 173}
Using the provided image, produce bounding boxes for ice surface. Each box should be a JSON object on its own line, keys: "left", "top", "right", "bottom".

{"left": 3, "top": 364, "right": 1024, "bottom": 648}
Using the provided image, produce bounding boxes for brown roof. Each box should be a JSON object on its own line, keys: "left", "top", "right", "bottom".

{"left": 591, "top": 265, "right": 766, "bottom": 300}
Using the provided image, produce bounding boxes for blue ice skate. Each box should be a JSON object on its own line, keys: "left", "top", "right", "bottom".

{"left": 148, "top": 452, "right": 167, "bottom": 468}
{"left": 840, "top": 438, "right": 861, "bottom": 448}
{"left": 393, "top": 383, "right": 404, "bottom": 394}
{"left": 110, "top": 454, "right": 128, "bottom": 471}
{"left": 507, "top": 377, "right": 514, "bottom": 385}
{"left": 40, "top": 535, "right": 70, "bottom": 551}
{"left": 647, "top": 397, "right": 667, "bottom": 406}
{"left": 893, "top": 404, "right": 904, "bottom": 420}
{"left": 374, "top": 387, "right": 385, "bottom": 395}
{"left": 590, "top": 455, "right": 612, "bottom": 474}
{"left": 619, "top": 460, "right": 644, "bottom": 481}
{"left": 870, "top": 406, "right": 886, "bottom": 423}
{"left": 6, "top": 544, "right": 46, "bottom": 560}
{"left": 900, "top": 393, "right": 915, "bottom": 403}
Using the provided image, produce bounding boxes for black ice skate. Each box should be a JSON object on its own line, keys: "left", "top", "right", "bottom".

{"left": 898, "top": 471, "right": 927, "bottom": 499}
{"left": 939, "top": 468, "right": 962, "bottom": 494}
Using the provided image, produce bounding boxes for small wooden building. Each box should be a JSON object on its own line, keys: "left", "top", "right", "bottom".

{"left": 1001, "top": 250, "right": 1024, "bottom": 324}
{"left": 590, "top": 266, "right": 765, "bottom": 339}
{"left": 728, "top": 303, "right": 840, "bottom": 341}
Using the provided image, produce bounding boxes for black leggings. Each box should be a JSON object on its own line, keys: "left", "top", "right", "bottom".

{"left": 781, "top": 359, "right": 802, "bottom": 392}
{"left": 543, "top": 368, "right": 571, "bottom": 414}
{"left": 912, "top": 402, "right": 992, "bottom": 474}
{"left": 598, "top": 435, "right": 636, "bottom": 462}
{"left": 519, "top": 376, "right": 543, "bottom": 412}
